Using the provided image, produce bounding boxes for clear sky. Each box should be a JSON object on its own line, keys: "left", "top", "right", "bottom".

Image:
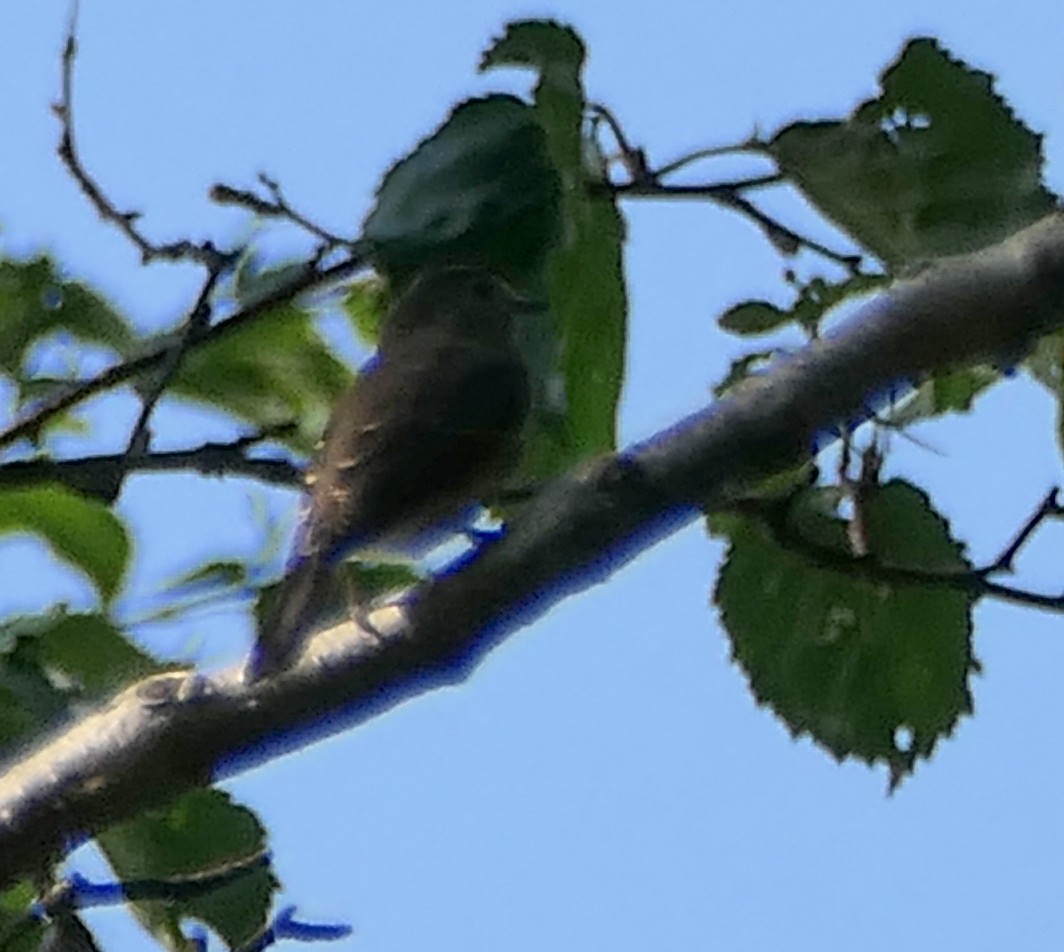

{"left": 3, "top": 2, "right": 1064, "bottom": 950}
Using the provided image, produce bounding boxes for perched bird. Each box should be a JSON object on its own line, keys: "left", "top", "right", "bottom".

{"left": 247, "top": 265, "right": 535, "bottom": 681}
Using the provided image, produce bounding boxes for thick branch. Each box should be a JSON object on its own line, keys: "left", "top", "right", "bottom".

{"left": 2, "top": 213, "right": 1064, "bottom": 886}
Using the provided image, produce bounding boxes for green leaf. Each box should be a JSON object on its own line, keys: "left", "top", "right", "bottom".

{"left": 172, "top": 302, "right": 350, "bottom": 454}
{"left": 233, "top": 256, "right": 313, "bottom": 309}
{"left": 98, "top": 789, "right": 278, "bottom": 951}
{"left": 713, "top": 350, "right": 780, "bottom": 397}
{"left": 718, "top": 300, "right": 791, "bottom": 336}
{"left": 32, "top": 610, "right": 161, "bottom": 695}
{"left": 713, "top": 480, "right": 977, "bottom": 788}
{"left": 363, "top": 94, "right": 562, "bottom": 282}
{"left": 341, "top": 275, "right": 390, "bottom": 347}
{"left": 884, "top": 365, "right": 999, "bottom": 426}
{"left": 0, "top": 485, "right": 130, "bottom": 603}
{"left": 483, "top": 20, "right": 626, "bottom": 474}
{"left": 720, "top": 273, "right": 889, "bottom": 337}
{"left": 344, "top": 560, "right": 422, "bottom": 595}
{"left": 0, "top": 642, "right": 70, "bottom": 758}
{"left": 0, "top": 255, "right": 133, "bottom": 377}
{"left": 0, "top": 881, "right": 44, "bottom": 952}
{"left": 769, "top": 38, "right": 1054, "bottom": 268}
{"left": 160, "top": 560, "right": 251, "bottom": 597}
{"left": 0, "top": 611, "right": 159, "bottom": 758}
{"left": 145, "top": 559, "right": 253, "bottom": 628}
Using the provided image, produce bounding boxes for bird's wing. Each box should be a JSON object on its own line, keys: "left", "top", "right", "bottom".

{"left": 297, "top": 336, "right": 530, "bottom": 565}
{"left": 250, "top": 337, "right": 529, "bottom": 682}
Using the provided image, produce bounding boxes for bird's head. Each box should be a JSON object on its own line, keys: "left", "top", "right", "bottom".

{"left": 380, "top": 265, "right": 542, "bottom": 349}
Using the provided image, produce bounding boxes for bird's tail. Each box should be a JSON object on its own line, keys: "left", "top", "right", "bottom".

{"left": 246, "top": 557, "right": 331, "bottom": 682}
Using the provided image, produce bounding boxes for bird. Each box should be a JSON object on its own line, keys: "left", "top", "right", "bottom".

{"left": 247, "top": 264, "right": 535, "bottom": 681}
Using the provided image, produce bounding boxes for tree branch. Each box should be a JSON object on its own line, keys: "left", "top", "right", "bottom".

{"left": 0, "top": 250, "right": 367, "bottom": 451}
{"left": 743, "top": 484, "right": 1064, "bottom": 613}
{"left": 211, "top": 176, "right": 359, "bottom": 252}
{"left": 0, "top": 426, "right": 302, "bottom": 500}
{"left": 3, "top": 9, "right": 368, "bottom": 454}
{"left": 587, "top": 102, "right": 859, "bottom": 268}
{"left": 2, "top": 212, "right": 1064, "bottom": 887}
{"left": 53, "top": 8, "right": 232, "bottom": 272}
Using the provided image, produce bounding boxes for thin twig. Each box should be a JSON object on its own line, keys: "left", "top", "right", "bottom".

{"left": 747, "top": 489, "right": 1064, "bottom": 613}
{"left": 52, "top": 10, "right": 231, "bottom": 270}
{"left": 0, "top": 426, "right": 303, "bottom": 499}
{"left": 587, "top": 102, "right": 654, "bottom": 184}
{"left": 0, "top": 250, "right": 367, "bottom": 450}
{"left": 983, "top": 487, "right": 1063, "bottom": 574}
{"left": 615, "top": 180, "right": 862, "bottom": 269}
{"left": 122, "top": 270, "right": 223, "bottom": 466}
{"left": 210, "top": 175, "right": 358, "bottom": 252}
{"left": 588, "top": 102, "right": 862, "bottom": 270}
{"left": 607, "top": 174, "right": 784, "bottom": 197}
{"left": 653, "top": 140, "right": 763, "bottom": 179}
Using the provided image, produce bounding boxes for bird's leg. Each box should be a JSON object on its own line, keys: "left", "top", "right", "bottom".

{"left": 351, "top": 603, "right": 386, "bottom": 643}
{"left": 465, "top": 480, "right": 540, "bottom": 545}
{"left": 343, "top": 573, "right": 386, "bottom": 644}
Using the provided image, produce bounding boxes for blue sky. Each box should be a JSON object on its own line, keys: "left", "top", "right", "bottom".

{"left": 3, "top": 2, "right": 1064, "bottom": 950}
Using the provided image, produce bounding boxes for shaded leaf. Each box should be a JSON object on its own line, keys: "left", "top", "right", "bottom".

{"left": 341, "top": 275, "right": 390, "bottom": 347}
{"left": 233, "top": 257, "right": 313, "bottom": 309}
{"left": 0, "top": 611, "right": 159, "bottom": 758}
{"left": 363, "top": 94, "right": 562, "bottom": 283}
{"left": 172, "top": 303, "right": 349, "bottom": 455}
{"left": 713, "top": 480, "right": 977, "bottom": 788}
{"left": 0, "top": 255, "right": 133, "bottom": 378}
{"left": 98, "top": 789, "right": 277, "bottom": 951}
{"left": 769, "top": 38, "right": 1054, "bottom": 268}
{"left": 720, "top": 273, "right": 888, "bottom": 337}
{"left": 32, "top": 611, "right": 161, "bottom": 695}
{"left": 0, "top": 635, "right": 70, "bottom": 757}
{"left": 718, "top": 300, "right": 791, "bottom": 336}
{"left": 884, "top": 365, "right": 999, "bottom": 426}
{"left": 483, "top": 19, "right": 626, "bottom": 474}
{"left": 160, "top": 560, "right": 250, "bottom": 598}
{"left": 0, "top": 881, "right": 43, "bottom": 952}
{"left": 713, "top": 350, "right": 780, "bottom": 397}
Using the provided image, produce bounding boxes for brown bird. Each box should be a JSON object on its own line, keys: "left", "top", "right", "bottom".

{"left": 247, "top": 265, "right": 535, "bottom": 681}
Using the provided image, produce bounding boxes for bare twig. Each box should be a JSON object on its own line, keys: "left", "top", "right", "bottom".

{"left": 0, "top": 250, "right": 367, "bottom": 450}
{"left": 747, "top": 484, "right": 1064, "bottom": 614}
{"left": 52, "top": 10, "right": 232, "bottom": 271}
{"left": 589, "top": 102, "right": 862, "bottom": 270}
{"left": 211, "top": 176, "right": 357, "bottom": 251}
{"left": 39, "top": 0, "right": 331, "bottom": 476}
{"left": 121, "top": 270, "right": 224, "bottom": 476}
{"left": 983, "top": 487, "right": 1064, "bottom": 574}
{"left": 0, "top": 425, "right": 303, "bottom": 499}
{"left": 613, "top": 179, "right": 862, "bottom": 270}
{"left": 587, "top": 101, "right": 655, "bottom": 184}
{"left": 653, "top": 140, "right": 764, "bottom": 179}
{"left": 608, "top": 173, "right": 784, "bottom": 196}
